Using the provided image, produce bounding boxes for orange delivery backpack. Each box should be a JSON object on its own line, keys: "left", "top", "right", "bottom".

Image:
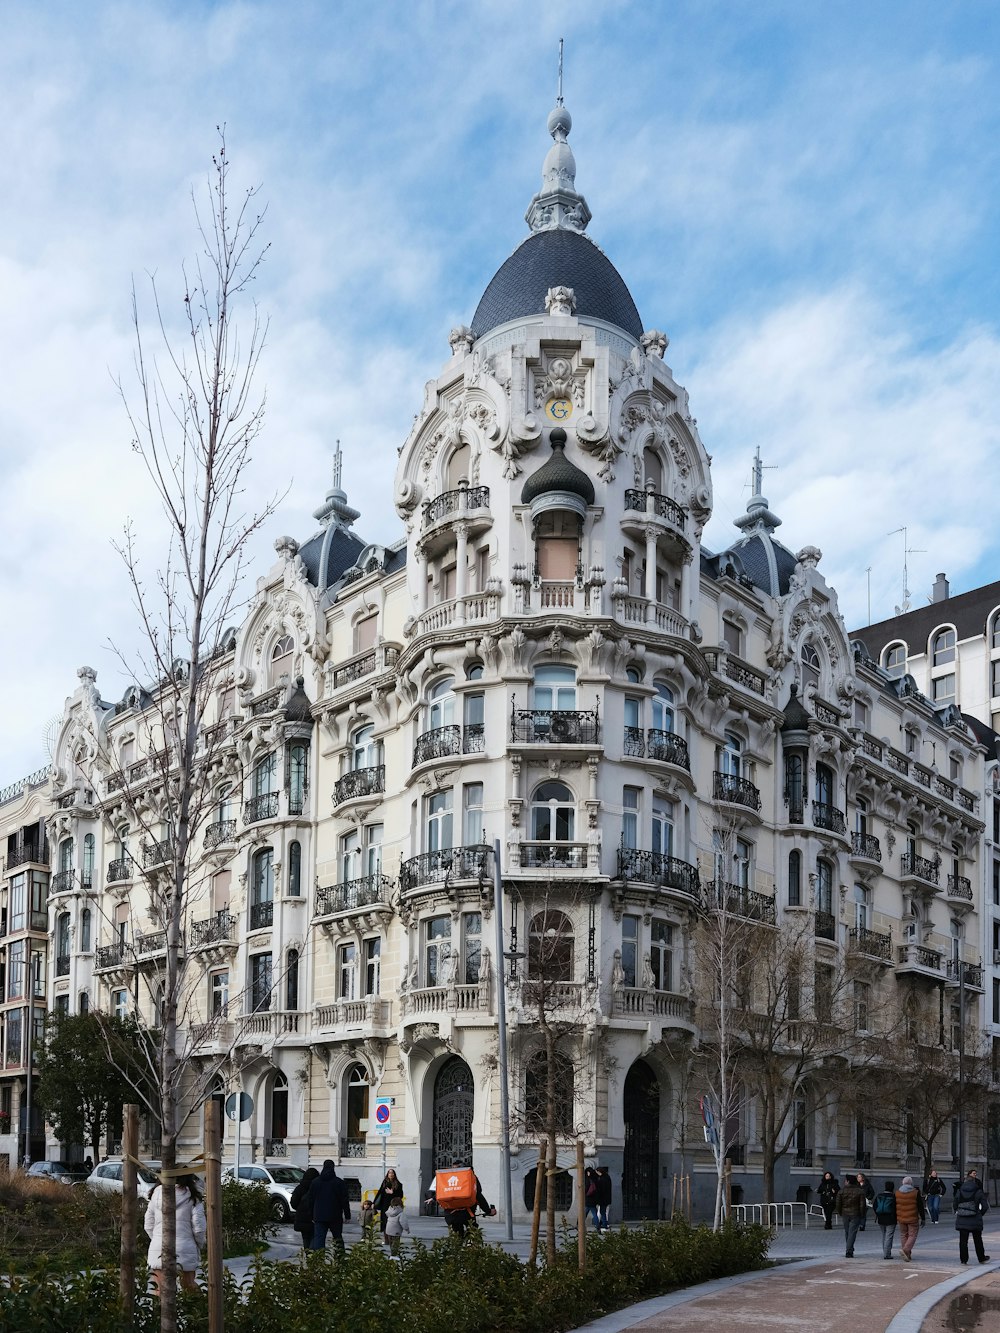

{"left": 435, "top": 1167, "right": 477, "bottom": 1211}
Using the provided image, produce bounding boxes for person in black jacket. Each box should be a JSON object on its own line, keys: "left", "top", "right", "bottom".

{"left": 954, "top": 1169, "right": 991, "bottom": 1264}
{"left": 372, "top": 1168, "right": 404, "bottom": 1235}
{"left": 817, "top": 1171, "right": 839, "bottom": 1230}
{"left": 306, "top": 1159, "right": 352, "bottom": 1252}
{"left": 595, "top": 1165, "right": 613, "bottom": 1233}
{"left": 873, "top": 1180, "right": 897, "bottom": 1259}
{"left": 443, "top": 1174, "right": 494, "bottom": 1240}
{"left": 290, "top": 1166, "right": 318, "bottom": 1249}
{"left": 856, "top": 1172, "right": 875, "bottom": 1232}
{"left": 924, "top": 1169, "right": 946, "bottom": 1224}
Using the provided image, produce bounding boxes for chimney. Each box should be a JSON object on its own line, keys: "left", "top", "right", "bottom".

{"left": 932, "top": 573, "right": 949, "bottom": 604}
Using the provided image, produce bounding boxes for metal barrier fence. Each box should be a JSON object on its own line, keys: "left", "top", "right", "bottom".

{"left": 731, "top": 1201, "right": 825, "bottom": 1228}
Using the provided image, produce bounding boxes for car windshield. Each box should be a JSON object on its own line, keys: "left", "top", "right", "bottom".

{"left": 137, "top": 1167, "right": 160, "bottom": 1184}
{"left": 267, "top": 1167, "right": 304, "bottom": 1184}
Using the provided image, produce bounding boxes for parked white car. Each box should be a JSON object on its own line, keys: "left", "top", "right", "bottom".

{"left": 224, "top": 1162, "right": 304, "bottom": 1221}
{"left": 87, "top": 1158, "right": 161, "bottom": 1200}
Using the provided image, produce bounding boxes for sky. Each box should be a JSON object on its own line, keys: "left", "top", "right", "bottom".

{"left": 2, "top": 0, "right": 999, "bottom": 779}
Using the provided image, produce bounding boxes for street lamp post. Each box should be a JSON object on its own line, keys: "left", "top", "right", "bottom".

{"left": 492, "top": 840, "right": 514, "bottom": 1240}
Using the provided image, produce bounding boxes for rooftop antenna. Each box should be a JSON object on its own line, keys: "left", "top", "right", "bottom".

{"left": 557, "top": 37, "right": 564, "bottom": 106}
{"left": 887, "top": 526, "right": 926, "bottom": 615}
{"left": 865, "top": 566, "right": 872, "bottom": 626}
{"left": 332, "top": 439, "right": 342, "bottom": 491}
{"left": 750, "top": 445, "right": 778, "bottom": 497}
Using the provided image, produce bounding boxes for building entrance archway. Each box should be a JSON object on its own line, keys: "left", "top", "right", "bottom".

{"left": 622, "top": 1060, "right": 660, "bottom": 1219}
{"left": 432, "top": 1056, "right": 474, "bottom": 1171}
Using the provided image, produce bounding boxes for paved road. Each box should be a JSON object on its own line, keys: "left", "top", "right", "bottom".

{"left": 227, "top": 1214, "right": 1000, "bottom": 1333}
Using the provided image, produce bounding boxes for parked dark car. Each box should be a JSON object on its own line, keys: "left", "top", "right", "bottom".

{"left": 26, "top": 1160, "right": 90, "bottom": 1185}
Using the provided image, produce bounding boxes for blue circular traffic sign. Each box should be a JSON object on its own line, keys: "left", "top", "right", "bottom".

{"left": 375, "top": 1102, "right": 391, "bottom": 1124}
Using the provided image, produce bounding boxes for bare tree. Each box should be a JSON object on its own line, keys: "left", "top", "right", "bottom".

{"left": 93, "top": 131, "right": 276, "bottom": 1333}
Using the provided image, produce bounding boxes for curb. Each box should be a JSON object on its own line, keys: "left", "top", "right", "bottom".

{"left": 885, "top": 1260, "right": 1000, "bottom": 1333}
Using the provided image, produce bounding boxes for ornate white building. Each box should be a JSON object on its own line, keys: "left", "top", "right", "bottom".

{"left": 24, "top": 96, "right": 995, "bottom": 1217}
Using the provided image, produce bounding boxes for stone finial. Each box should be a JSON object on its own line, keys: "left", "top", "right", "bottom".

{"left": 796, "top": 546, "right": 822, "bottom": 570}
{"left": 274, "top": 535, "right": 300, "bottom": 560}
{"left": 641, "top": 329, "right": 669, "bottom": 359}
{"left": 545, "top": 286, "right": 577, "bottom": 317}
{"left": 448, "top": 325, "right": 474, "bottom": 357}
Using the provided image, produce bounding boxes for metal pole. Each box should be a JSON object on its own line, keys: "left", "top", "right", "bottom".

{"left": 493, "top": 838, "right": 514, "bottom": 1240}
{"left": 204, "top": 1099, "right": 223, "bottom": 1333}
{"left": 959, "top": 959, "right": 966, "bottom": 1178}
{"left": 23, "top": 985, "right": 34, "bottom": 1164}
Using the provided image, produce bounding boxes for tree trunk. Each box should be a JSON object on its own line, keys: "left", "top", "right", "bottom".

{"left": 528, "top": 1136, "right": 545, "bottom": 1267}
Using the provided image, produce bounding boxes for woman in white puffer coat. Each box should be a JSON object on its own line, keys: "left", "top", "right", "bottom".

{"left": 144, "top": 1173, "right": 207, "bottom": 1294}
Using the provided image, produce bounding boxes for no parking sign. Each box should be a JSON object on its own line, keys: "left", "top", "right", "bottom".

{"left": 373, "top": 1096, "right": 392, "bottom": 1138}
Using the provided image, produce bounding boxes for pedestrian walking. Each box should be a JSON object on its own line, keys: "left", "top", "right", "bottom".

{"left": 595, "top": 1165, "right": 613, "bottom": 1233}
{"left": 584, "top": 1167, "right": 600, "bottom": 1230}
{"left": 372, "top": 1168, "right": 404, "bottom": 1235}
{"left": 924, "top": 1169, "right": 946, "bottom": 1224}
{"left": 306, "top": 1159, "right": 351, "bottom": 1252}
{"left": 442, "top": 1173, "right": 495, "bottom": 1240}
{"left": 857, "top": 1172, "right": 875, "bottom": 1232}
{"left": 290, "top": 1166, "right": 319, "bottom": 1249}
{"left": 817, "top": 1171, "right": 839, "bottom": 1230}
{"left": 873, "top": 1180, "right": 897, "bottom": 1259}
{"left": 383, "top": 1198, "right": 410, "bottom": 1256}
{"left": 894, "top": 1175, "right": 925, "bottom": 1261}
{"left": 836, "top": 1173, "right": 865, "bottom": 1257}
{"left": 954, "top": 1169, "right": 991, "bottom": 1265}
{"left": 145, "top": 1174, "right": 206, "bottom": 1295}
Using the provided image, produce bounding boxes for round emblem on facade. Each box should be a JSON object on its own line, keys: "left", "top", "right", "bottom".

{"left": 544, "top": 397, "right": 573, "bottom": 422}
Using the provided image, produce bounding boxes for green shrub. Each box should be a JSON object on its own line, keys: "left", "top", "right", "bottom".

{"left": 221, "top": 1178, "right": 278, "bottom": 1254}
{"left": 0, "top": 1218, "right": 772, "bottom": 1332}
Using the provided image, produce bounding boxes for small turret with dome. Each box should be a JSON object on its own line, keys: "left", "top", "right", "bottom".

{"left": 711, "top": 449, "right": 798, "bottom": 598}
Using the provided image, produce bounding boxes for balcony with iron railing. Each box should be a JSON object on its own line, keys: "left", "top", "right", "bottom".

{"left": 204, "top": 819, "right": 237, "bottom": 850}
{"left": 315, "top": 874, "right": 393, "bottom": 919}
{"left": 333, "top": 765, "right": 385, "bottom": 807}
{"left": 623, "top": 726, "right": 690, "bottom": 771}
{"left": 703, "top": 649, "right": 767, "bottom": 697}
{"left": 50, "top": 869, "right": 75, "bottom": 894}
{"left": 712, "top": 771, "right": 762, "bottom": 813}
{"left": 896, "top": 942, "right": 944, "bottom": 978}
{"left": 248, "top": 687, "right": 283, "bottom": 718}
{"left": 400, "top": 845, "right": 492, "bottom": 893}
{"left": 848, "top": 927, "right": 892, "bottom": 962}
{"left": 422, "top": 483, "right": 491, "bottom": 529}
{"left": 142, "top": 839, "right": 172, "bottom": 869}
{"left": 511, "top": 709, "right": 599, "bottom": 745}
{"left": 190, "top": 911, "right": 236, "bottom": 948}
{"left": 812, "top": 803, "right": 847, "bottom": 836}
{"left": 622, "top": 487, "right": 688, "bottom": 532}
{"left": 243, "top": 792, "right": 279, "bottom": 825}
{"left": 95, "top": 942, "right": 128, "bottom": 971}
{"left": 814, "top": 910, "right": 837, "bottom": 942}
{"left": 413, "top": 724, "right": 484, "bottom": 767}
{"left": 707, "top": 881, "right": 776, "bottom": 925}
{"left": 518, "top": 842, "right": 589, "bottom": 871}
{"left": 617, "top": 848, "right": 700, "bottom": 901}
{"left": 793, "top": 1150, "right": 814, "bottom": 1168}
{"left": 850, "top": 831, "right": 882, "bottom": 864}
{"left": 901, "top": 851, "right": 940, "bottom": 887}
{"left": 107, "top": 857, "right": 132, "bottom": 883}
{"left": 947, "top": 873, "right": 973, "bottom": 901}
{"left": 249, "top": 900, "right": 274, "bottom": 931}
{"left": 5, "top": 842, "right": 49, "bottom": 870}
{"left": 134, "top": 930, "right": 167, "bottom": 959}
{"left": 946, "top": 959, "right": 984, "bottom": 990}
{"left": 328, "top": 643, "right": 400, "bottom": 693}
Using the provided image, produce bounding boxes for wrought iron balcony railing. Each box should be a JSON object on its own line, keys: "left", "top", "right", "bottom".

{"left": 400, "top": 844, "right": 492, "bottom": 892}
{"left": 332, "top": 652, "right": 376, "bottom": 689}
{"left": 243, "top": 792, "right": 279, "bottom": 825}
{"left": 712, "top": 772, "right": 762, "bottom": 812}
{"left": 95, "top": 942, "right": 127, "bottom": 970}
{"left": 6, "top": 843, "right": 49, "bottom": 869}
{"left": 142, "top": 839, "right": 172, "bottom": 868}
{"left": 249, "top": 688, "right": 283, "bottom": 717}
{"left": 850, "top": 831, "right": 882, "bottom": 862}
{"left": 107, "top": 857, "right": 131, "bottom": 883}
{"left": 315, "top": 874, "right": 392, "bottom": 917}
{"left": 707, "top": 880, "right": 776, "bottom": 925}
{"left": 812, "top": 803, "right": 847, "bottom": 835}
{"left": 947, "top": 874, "right": 973, "bottom": 900}
{"left": 947, "top": 959, "right": 984, "bottom": 989}
{"left": 618, "top": 848, "right": 700, "bottom": 899}
{"left": 249, "top": 900, "right": 274, "bottom": 930}
{"left": 814, "top": 910, "right": 837, "bottom": 942}
{"left": 519, "top": 842, "right": 588, "bottom": 870}
{"left": 333, "top": 765, "right": 385, "bottom": 807}
{"left": 901, "top": 851, "right": 939, "bottom": 884}
{"left": 848, "top": 927, "right": 892, "bottom": 962}
{"left": 51, "top": 869, "right": 75, "bottom": 894}
{"left": 423, "top": 484, "right": 490, "bottom": 526}
{"left": 204, "top": 819, "right": 236, "bottom": 850}
{"left": 622, "top": 488, "right": 688, "bottom": 528}
{"left": 793, "top": 1150, "right": 813, "bottom": 1168}
{"left": 703, "top": 649, "right": 767, "bottom": 696}
{"left": 413, "top": 724, "right": 485, "bottom": 767}
{"left": 134, "top": 930, "right": 166, "bottom": 957}
{"left": 190, "top": 911, "right": 235, "bottom": 947}
{"left": 623, "top": 726, "right": 690, "bottom": 770}
{"left": 288, "top": 789, "right": 307, "bottom": 816}
{"left": 897, "top": 942, "right": 943, "bottom": 973}
{"left": 511, "top": 709, "right": 599, "bottom": 745}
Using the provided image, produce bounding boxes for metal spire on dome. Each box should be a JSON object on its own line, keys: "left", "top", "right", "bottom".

{"left": 734, "top": 447, "right": 782, "bottom": 535}
{"left": 525, "top": 40, "right": 592, "bottom": 235}
{"left": 313, "top": 438, "right": 361, "bottom": 529}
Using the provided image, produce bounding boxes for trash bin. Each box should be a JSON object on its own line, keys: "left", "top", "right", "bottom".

{"left": 796, "top": 1184, "right": 812, "bottom": 1205}
{"left": 731, "top": 1185, "right": 744, "bottom": 1206}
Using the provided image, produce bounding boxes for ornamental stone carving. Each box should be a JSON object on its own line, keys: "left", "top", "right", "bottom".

{"left": 640, "top": 329, "right": 669, "bottom": 359}
{"left": 544, "top": 286, "right": 576, "bottom": 316}
{"left": 448, "top": 325, "right": 474, "bottom": 356}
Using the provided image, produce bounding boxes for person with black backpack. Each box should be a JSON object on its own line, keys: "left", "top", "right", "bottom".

{"left": 873, "top": 1179, "right": 897, "bottom": 1258}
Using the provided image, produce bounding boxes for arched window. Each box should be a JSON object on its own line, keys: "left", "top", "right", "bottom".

{"left": 466, "top": 661, "right": 484, "bottom": 682}
{"left": 251, "top": 849, "right": 274, "bottom": 930}
{"left": 784, "top": 753, "right": 805, "bottom": 823}
{"left": 720, "top": 732, "right": 742, "bottom": 778}
{"left": 853, "top": 883, "right": 869, "bottom": 932}
{"left": 345, "top": 1064, "right": 369, "bottom": 1156}
{"left": 530, "top": 781, "right": 575, "bottom": 842}
{"left": 351, "top": 724, "right": 381, "bottom": 771}
{"left": 270, "top": 635, "right": 294, "bottom": 686}
{"left": 252, "top": 752, "right": 277, "bottom": 796}
{"left": 883, "top": 642, "right": 907, "bottom": 678}
{"left": 58, "top": 838, "right": 73, "bottom": 874}
{"left": 932, "top": 628, "right": 956, "bottom": 667}
{"left": 56, "top": 913, "right": 71, "bottom": 962}
{"left": 446, "top": 442, "right": 471, "bottom": 489}
{"left": 788, "top": 850, "right": 802, "bottom": 907}
{"left": 642, "top": 446, "right": 663, "bottom": 492}
{"left": 801, "top": 642, "right": 821, "bottom": 692}
{"left": 651, "top": 684, "right": 675, "bottom": 734}
{"left": 524, "top": 1047, "right": 575, "bottom": 1134}
{"left": 270, "top": 1071, "right": 288, "bottom": 1143}
{"left": 532, "top": 665, "right": 576, "bottom": 711}
{"left": 287, "top": 841, "right": 301, "bottom": 896}
{"left": 287, "top": 742, "right": 308, "bottom": 814}
{"left": 991, "top": 613, "right": 1000, "bottom": 651}
{"left": 286, "top": 949, "right": 299, "bottom": 1010}
{"left": 79, "top": 991, "right": 89, "bottom": 1015}
{"left": 82, "top": 833, "right": 95, "bottom": 888}
{"left": 427, "top": 677, "right": 456, "bottom": 729}
{"left": 80, "top": 908, "right": 91, "bottom": 952}
{"left": 528, "top": 909, "right": 574, "bottom": 982}
{"left": 816, "top": 858, "right": 833, "bottom": 915}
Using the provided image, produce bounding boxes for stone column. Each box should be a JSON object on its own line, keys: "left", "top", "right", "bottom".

{"left": 455, "top": 521, "right": 469, "bottom": 625}
{"left": 644, "top": 525, "right": 659, "bottom": 624}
